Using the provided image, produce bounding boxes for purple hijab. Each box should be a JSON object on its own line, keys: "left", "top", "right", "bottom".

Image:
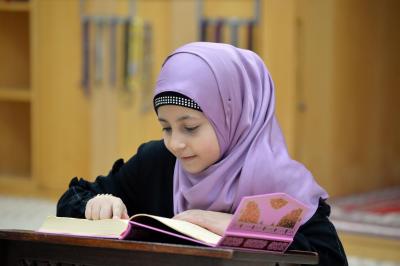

{"left": 154, "top": 42, "right": 328, "bottom": 222}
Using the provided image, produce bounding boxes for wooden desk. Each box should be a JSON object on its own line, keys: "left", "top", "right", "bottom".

{"left": 0, "top": 230, "right": 318, "bottom": 266}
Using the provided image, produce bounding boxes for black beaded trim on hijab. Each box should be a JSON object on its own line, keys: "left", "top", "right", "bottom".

{"left": 154, "top": 91, "right": 202, "bottom": 112}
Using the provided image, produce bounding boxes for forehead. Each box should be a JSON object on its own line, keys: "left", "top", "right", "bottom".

{"left": 157, "top": 105, "right": 204, "bottom": 122}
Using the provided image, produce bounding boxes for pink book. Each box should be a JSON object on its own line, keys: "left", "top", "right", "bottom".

{"left": 39, "top": 193, "right": 309, "bottom": 253}
{"left": 216, "top": 193, "right": 309, "bottom": 252}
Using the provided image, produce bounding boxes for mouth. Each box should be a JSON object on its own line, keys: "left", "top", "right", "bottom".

{"left": 180, "top": 155, "right": 197, "bottom": 161}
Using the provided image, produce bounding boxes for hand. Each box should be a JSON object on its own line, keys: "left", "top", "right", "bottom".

{"left": 173, "top": 210, "right": 232, "bottom": 236}
{"left": 85, "top": 194, "right": 129, "bottom": 220}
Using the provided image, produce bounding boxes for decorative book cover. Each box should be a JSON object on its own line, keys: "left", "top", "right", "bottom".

{"left": 217, "top": 193, "right": 310, "bottom": 252}
{"left": 38, "top": 193, "right": 310, "bottom": 253}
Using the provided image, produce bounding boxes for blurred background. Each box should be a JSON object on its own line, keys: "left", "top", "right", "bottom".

{"left": 0, "top": 0, "right": 399, "bottom": 265}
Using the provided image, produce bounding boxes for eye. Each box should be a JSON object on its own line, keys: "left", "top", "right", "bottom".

{"left": 162, "top": 127, "right": 172, "bottom": 133}
{"left": 184, "top": 126, "right": 199, "bottom": 133}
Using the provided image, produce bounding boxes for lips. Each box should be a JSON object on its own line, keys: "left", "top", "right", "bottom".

{"left": 181, "top": 155, "right": 196, "bottom": 161}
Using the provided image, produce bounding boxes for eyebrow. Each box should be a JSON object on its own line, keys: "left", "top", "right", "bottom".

{"left": 158, "top": 115, "right": 197, "bottom": 123}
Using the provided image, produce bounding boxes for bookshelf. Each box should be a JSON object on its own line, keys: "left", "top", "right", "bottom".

{"left": 0, "top": 0, "right": 94, "bottom": 199}
{"left": 0, "top": 0, "right": 32, "bottom": 182}
{"left": 0, "top": 1, "right": 30, "bottom": 12}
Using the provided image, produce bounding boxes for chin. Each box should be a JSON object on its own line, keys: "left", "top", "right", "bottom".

{"left": 183, "top": 168, "right": 201, "bottom": 174}
{"left": 182, "top": 166, "right": 204, "bottom": 174}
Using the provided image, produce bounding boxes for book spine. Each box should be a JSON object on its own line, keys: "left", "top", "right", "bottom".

{"left": 224, "top": 229, "right": 292, "bottom": 242}
{"left": 218, "top": 234, "right": 291, "bottom": 253}
{"left": 119, "top": 222, "right": 133, "bottom": 239}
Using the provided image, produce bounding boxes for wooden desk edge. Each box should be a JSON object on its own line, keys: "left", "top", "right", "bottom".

{"left": 0, "top": 230, "right": 318, "bottom": 264}
{"left": 0, "top": 230, "right": 233, "bottom": 259}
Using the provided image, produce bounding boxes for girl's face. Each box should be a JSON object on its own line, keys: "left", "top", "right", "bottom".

{"left": 157, "top": 105, "right": 220, "bottom": 174}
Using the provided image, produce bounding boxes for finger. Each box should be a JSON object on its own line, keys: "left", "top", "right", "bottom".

{"left": 121, "top": 207, "right": 129, "bottom": 219}
{"left": 91, "top": 200, "right": 101, "bottom": 220}
{"left": 112, "top": 200, "right": 124, "bottom": 219}
{"left": 173, "top": 210, "right": 203, "bottom": 225}
{"left": 99, "top": 202, "right": 113, "bottom": 219}
{"left": 172, "top": 212, "right": 185, "bottom": 220}
{"left": 85, "top": 199, "right": 93, "bottom": 220}
{"left": 173, "top": 210, "right": 192, "bottom": 220}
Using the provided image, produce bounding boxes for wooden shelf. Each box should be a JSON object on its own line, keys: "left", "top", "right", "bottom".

{"left": 0, "top": 174, "right": 31, "bottom": 182}
{"left": 0, "top": 1, "right": 30, "bottom": 12}
{"left": 0, "top": 0, "right": 34, "bottom": 198}
{"left": 0, "top": 101, "right": 31, "bottom": 179}
{"left": 0, "top": 175, "right": 35, "bottom": 196}
{"left": 0, "top": 10, "right": 30, "bottom": 88}
{"left": 0, "top": 88, "right": 31, "bottom": 102}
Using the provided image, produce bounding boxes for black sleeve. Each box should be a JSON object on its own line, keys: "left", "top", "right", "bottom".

{"left": 288, "top": 199, "right": 348, "bottom": 266}
{"left": 56, "top": 140, "right": 176, "bottom": 219}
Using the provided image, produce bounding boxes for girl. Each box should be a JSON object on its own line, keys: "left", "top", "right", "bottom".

{"left": 57, "top": 42, "right": 348, "bottom": 265}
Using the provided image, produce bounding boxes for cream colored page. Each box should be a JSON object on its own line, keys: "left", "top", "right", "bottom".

{"left": 134, "top": 214, "right": 222, "bottom": 245}
{"left": 38, "top": 216, "right": 129, "bottom": 238}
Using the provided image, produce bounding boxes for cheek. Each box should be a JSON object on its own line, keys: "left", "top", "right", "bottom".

{"left": 163, "top": 137, "right": 173, "bottom": 154}
{"left": 198, "top": 134, "right": 220, "bottom": 163}
{"left": 207, "top": 144, "right": 221, "bottom": 163}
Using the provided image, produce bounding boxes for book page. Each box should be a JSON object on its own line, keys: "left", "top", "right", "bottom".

{"left": 131, "top": 214, "right": 222, "bottom": 245}
{"left": 38, "top": 216, "right": 129, "bottom": 238}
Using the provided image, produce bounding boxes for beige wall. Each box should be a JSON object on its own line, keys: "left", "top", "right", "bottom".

{"left": 293, "top": 0, "right": 400, "bottom": 196}
{"left": 331, "top": 0, "right": 400, "bottom": 195}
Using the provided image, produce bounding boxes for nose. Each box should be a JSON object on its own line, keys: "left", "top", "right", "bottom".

{"left": 168, "top": 133, "right": 186, "bottom": 154}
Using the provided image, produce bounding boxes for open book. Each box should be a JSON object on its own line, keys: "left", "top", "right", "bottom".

{"left": 38, "top": 193, "right": 310, "bottom": 253}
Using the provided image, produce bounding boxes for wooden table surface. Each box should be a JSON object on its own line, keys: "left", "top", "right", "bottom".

{"left": 0, "top": 230, "right": 318, "bottom": 266}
